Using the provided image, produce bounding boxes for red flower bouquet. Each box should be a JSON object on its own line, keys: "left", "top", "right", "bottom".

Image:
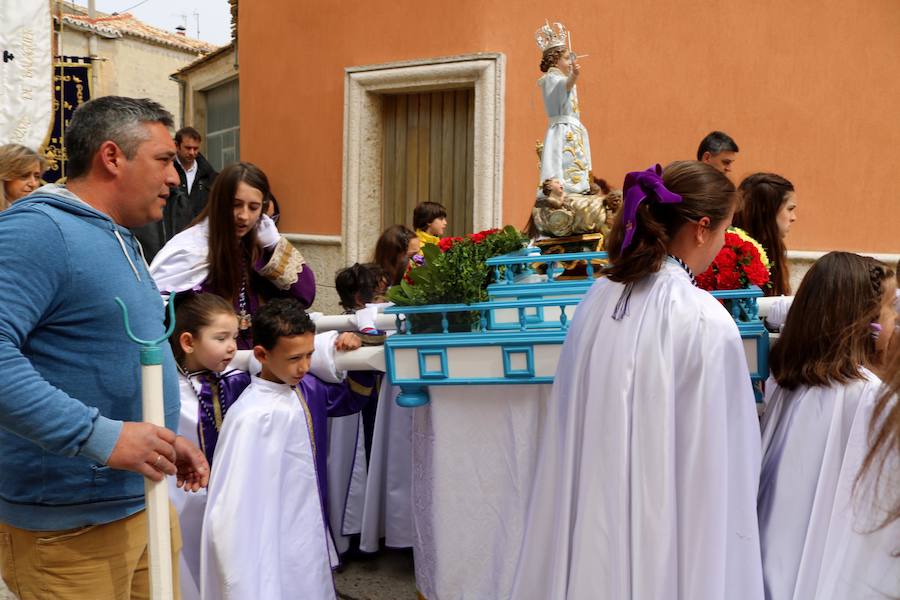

{"left": 697, "top": 228, "right": 770, "bottom": 291}
{"left": 437, "top": 228, "right": 500, "bottom": 252}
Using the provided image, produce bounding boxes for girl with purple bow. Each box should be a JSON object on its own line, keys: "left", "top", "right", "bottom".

{"left": 512, "top": 161, "right": 765, "bottom": 600}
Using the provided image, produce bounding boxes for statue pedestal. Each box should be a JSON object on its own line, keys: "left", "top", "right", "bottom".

{"left": 533, "top": 233, "right": 607, "bottom": 279}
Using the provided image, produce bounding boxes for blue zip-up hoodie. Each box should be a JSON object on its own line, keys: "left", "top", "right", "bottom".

{"left": 0, "top": 186, "right": 179, "bottom": 530}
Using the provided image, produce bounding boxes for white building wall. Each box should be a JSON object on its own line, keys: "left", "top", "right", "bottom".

{"left": 58, "top": 28, "right": 208, "bottom": 128}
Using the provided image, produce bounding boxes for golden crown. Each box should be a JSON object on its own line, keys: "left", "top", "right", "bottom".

{"left": 535, "top": 21, "right": 569, "bottom": 54}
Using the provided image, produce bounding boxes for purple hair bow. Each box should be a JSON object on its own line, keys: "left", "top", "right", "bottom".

{"left": 620, "top": 164, "right": 683, "bottom": 251}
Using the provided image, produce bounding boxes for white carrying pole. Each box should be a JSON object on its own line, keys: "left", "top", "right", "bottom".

{"left": 141, "top": 358, "right": 174, "bottom": 600}
{"left": 313, "top": 313, "right": 398, "bottom": 333}
{"left": 117, "top": 298, "right": 175, "bottom": 600}
{"left": 333, "top": 345, "right": 386, "bottom": 373}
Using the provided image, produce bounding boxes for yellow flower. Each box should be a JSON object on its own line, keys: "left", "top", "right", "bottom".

{"left": 728, "top": 226, "right": 770, "bottom": 269}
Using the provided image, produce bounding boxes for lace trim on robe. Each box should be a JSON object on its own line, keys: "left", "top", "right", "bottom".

{"left": 258, "top": 237, "right": 306, "bottom": 290}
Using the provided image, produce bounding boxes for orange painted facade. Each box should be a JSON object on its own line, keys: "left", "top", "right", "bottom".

{"left": 239, "top": 0, "right": 899, "bottom": 254}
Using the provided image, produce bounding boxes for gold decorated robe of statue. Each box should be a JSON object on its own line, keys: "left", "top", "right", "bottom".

{"left": 538, "top": 67, "right": 593, "bottom": 195}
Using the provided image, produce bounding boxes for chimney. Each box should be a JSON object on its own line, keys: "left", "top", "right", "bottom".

{"left": 175, "top": 25, "right": 186, "bottom": 36}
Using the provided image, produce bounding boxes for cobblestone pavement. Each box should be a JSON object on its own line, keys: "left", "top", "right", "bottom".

{"left": 0, "top": 547, "right": 417, "bottom": 600}
{"left": 335, "top": 547, "right": 418, "bottom": 600}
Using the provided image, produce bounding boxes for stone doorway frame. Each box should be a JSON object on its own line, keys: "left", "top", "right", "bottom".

{"left": 342, "top": 53, "right": 505, "bottom": 264}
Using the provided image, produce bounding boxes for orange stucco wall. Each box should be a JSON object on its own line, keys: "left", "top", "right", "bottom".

{"left": 240, "top": 0, "right": 899, "bottom": 254}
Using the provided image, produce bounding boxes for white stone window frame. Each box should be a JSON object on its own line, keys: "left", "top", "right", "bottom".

{"left": 342, "top": 53, "right": 505, "bottom": 265}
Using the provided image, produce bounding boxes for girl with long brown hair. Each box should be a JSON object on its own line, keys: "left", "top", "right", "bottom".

{"left": 758, "top": 252, "right": 896, "bottom": 599}
{"left": 829, "top": 339, "right": 900, "bottom": 598}
{"left": 858, "top": 335, "right": 900, "bottom": 529}
{"left": 150, "top": 162, "right": 316, "bottom": 349}
{"left": 373, "top": 224, "right": 419, "bottom": 286}
{"left": 513, "top": 161, "right": 764, "bottom": 599}
{"left": 732, "top": 172, "right": 797, "bottom": 296}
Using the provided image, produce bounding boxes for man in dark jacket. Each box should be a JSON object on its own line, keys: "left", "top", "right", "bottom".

{"left": 132, "top": 126, "right": 218, "bottom": 260}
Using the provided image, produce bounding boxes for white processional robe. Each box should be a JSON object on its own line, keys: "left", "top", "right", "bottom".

{"left": 510, "top": 260, "right": 764, "bottom": 600}
{"left": 199, "top": 377, "right": 337, "bottom": 600}
{"left": 359, "top": 383, "right": 415, "bottom": 552}
{"left": 169, "top": 374, "right": 207, "bottom": 600}
{"left": 759, "top": 371, "right": 900, "bottom": 599}
{"left": 311, "top": 331, "right": 371, "bottom": 555}
{"left": 327, "top": 412, "right": 368, "bottom": 554}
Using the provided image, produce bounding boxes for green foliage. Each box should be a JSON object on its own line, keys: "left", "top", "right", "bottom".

{"left": 386, "top": 226, "right": 526, "bottom": 307}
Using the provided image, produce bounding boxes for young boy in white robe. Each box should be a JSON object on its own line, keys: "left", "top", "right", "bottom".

{"left": 511, "top": 162, "right": 764, "bottom": 600}
{"left": 166, "top": 293, "right": 370, "bottom": 600}
{"left": 759, "top": 253, "right": 897, "bottom": 600}
{"left": 200, "top": 298, "right": 376, "bottom": 600}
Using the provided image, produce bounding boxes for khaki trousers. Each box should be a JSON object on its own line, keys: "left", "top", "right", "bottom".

{"left": 0, "top": 503, "right": 181, "bottom": 600}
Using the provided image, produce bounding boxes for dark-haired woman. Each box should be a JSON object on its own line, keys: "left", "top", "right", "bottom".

{"left": 733, "top": 173, "right": 797, "bottom": 296}
{"left": 758, "top": 253, "right": 897, "bottom": 600}
{"left": 512, "top": 162, "right": 764, "bottom": 600}
{"left": 151, "top": 162, "right": 315, "bottom": 349}
{"left": 373, "top": 224, "right": 419, "bottom": 287}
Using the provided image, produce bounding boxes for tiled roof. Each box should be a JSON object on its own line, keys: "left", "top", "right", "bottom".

{"left": 174, "top": 42, "right": 236, "bottom": 76}
{"left": 60, "top": 13, "right": 218, "bottom": 54}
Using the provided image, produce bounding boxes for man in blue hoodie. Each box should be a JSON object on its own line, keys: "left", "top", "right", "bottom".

{"left": 0, "top": 96, "right": 210, "bottom": 599}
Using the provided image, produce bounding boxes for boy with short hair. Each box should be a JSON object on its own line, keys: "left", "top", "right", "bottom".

{"left": 200, "top": 299, "right": 377, "bottom": 600}
{"left": 412, "top": 201, "right": 448, "bottom": 247}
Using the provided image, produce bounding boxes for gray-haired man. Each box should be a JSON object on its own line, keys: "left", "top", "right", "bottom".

{"left": 0, "top": 96, "right": 208, "bottom": 598}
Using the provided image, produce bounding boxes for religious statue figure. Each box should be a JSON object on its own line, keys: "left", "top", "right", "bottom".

{"left": 535, "top": 21, "right": 592, "bottom": 195}
{"left": 527, "top": 22, "right": 621, "bottom": 244}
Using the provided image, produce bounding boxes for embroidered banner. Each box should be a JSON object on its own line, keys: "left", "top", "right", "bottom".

{"left": 43, "top": 57, "right": 92, "bottom": 183}
{"left": 0, "top": 0, "right": 53, "bottom": 149}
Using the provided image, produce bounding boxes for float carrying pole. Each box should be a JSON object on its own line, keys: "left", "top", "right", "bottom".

{"left": 116, "top": 297, "right": 177, "bottom": 600}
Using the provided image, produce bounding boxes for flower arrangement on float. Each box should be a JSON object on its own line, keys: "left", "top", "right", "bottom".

{"left": 695, "top": 227, "right": 770, "bottom": 322}
{"left": 387, "top": 226, "right": 527, "bottom": 331}
{"left": 389, "top": 226, "right": 526, "bottom": 306}
{"left": 696, "top": 227, "right": 770, "bottom": 291}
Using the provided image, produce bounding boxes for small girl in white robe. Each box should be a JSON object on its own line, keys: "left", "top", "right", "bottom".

{"left": 759, "top": 252, "right": 898, "bottom": 600}
{"left": 167, "top": 292, "right": 247, "bottom": 600}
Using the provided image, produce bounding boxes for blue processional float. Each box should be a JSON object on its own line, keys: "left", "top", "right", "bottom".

{"left": 383, "top": 247, "right": 768, "bottom": 406}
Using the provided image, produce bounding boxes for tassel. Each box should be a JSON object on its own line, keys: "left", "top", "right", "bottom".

{"left": 612, "top": 282, "right": 634, "bottom": 321}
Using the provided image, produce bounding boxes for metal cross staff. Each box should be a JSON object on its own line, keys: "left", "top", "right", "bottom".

{"left": 116, "top": 296, "right": 177, "bottom": 600}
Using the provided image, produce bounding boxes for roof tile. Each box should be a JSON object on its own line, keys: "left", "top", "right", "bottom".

{"left": 61, "top": 12, "right": 218, "bottom": 54}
